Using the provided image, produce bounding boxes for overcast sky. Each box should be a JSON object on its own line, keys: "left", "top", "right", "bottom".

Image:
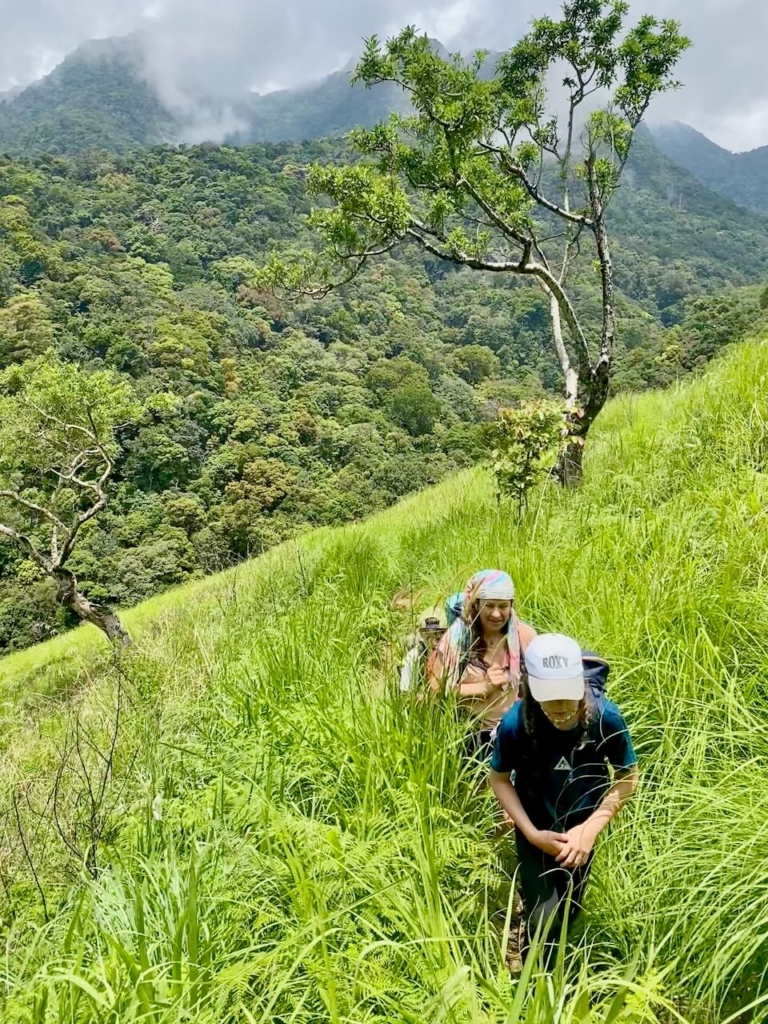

{"left": 1, "top": 0, "right": 764, "bottom": 152}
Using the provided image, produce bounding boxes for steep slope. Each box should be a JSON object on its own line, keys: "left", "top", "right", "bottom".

{"left": 612, "top": 129, "right": 768, "bottom": 317}
{"left": 2, "top": 338, "right": 768, "bottom": 1022}
{"left": 231, "top": 68, "right": 411, "bottom": 144}
{"left": 648, "top": 120, "right": 768, "bottom": 213}
{"left": 232, "top": 39, "right": 470, "bottom": 144}
{"left": 0, "top": 36, "right": 432, "bottom": 155}
{"left": 0, "top": 140, "right": 766, "bottom": 652}
{"left": 0, "top": 37, "right": 179, "bottom": 155}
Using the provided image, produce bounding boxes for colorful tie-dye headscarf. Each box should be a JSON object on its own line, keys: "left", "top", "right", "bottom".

{"left": 429, "top": 569, "right": 520, "bottom": 691}
{"left": 467, "top": 568, "right": 515, "bottom": 602}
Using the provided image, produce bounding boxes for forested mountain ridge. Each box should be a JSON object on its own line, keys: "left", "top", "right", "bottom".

{"left": 648, "top": 120, "right": 768, "bottom": 214}
{"left": 590, "top": 128, "right": 768, "bottom": 318}
{"left": 0, "top": 38, "right": 179, "bottom": 155}
{"left": 0, "top": 137, "right": 765, "bottom": 652}
{"left": 1, "top": 33, "right": 768, "bottom": 652}
{"left": 0, "top": 35, "right": 416, "bottom": 156}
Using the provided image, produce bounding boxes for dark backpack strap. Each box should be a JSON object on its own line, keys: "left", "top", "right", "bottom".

{"left": 582, "top": 649, "right": 610, "bottom": 695}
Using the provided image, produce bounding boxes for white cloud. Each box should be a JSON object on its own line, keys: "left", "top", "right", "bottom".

{"left": 0, "top": 0, "right": 765, "bottom": 151}
{"left": 456, "top": 0, "right": 768, "bottom": 151}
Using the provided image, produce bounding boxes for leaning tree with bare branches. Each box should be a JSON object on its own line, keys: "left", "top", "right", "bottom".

{"left": 0, "top": 355, "right": 140, "bottom": 644}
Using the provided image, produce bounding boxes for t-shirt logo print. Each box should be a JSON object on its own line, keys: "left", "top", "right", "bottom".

{"left": 554, "top": 756, "right": 571, "bottom": 770}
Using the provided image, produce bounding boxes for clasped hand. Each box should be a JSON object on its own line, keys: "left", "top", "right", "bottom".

{"left": 534, "top": 824, "right": 596, "bottom": 868}
{"left": 464, "top": 663, "right": 507, "bottom": 693}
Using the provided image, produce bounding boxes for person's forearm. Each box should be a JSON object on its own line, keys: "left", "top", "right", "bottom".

{"left": 581, "top": 767, "right": 639, "bottom": 840}
{"left": 427, "top": 671, "right": 488, "bottom": 697}
{"left": 490, "top": 772, "right": 538, "bottom": 842}
{"left": 427, "top": 674, "right": 488, "bottom": 697}
{"left": 457, "top": 680, "right": 488, "bottom": 697}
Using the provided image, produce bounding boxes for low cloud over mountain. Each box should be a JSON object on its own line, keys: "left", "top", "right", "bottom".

{"left": 1, "top": 0, "right": 766, "bottom": 151}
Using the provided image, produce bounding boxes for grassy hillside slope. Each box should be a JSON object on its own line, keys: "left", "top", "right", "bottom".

{"left": 2, "top": 338, "right": 768, "bottom": 1022}
{"left": 2, "top": 140, "right": 768, "bottom": 655}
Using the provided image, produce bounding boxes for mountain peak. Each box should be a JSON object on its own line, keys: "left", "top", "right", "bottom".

{"left": 427, "top": 38, "right": 450, "bottom": 58}
{"left": 649, "top": 119, "right": 732, "bottom": 154}
{"left": 648, "top": 120, "right": 768, "bottom": 212}
{"left": 57, "top": 32, "right": 147, "bottom": 74}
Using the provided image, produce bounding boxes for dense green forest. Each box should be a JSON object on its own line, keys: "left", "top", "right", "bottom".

{"left": 649, "top": 120, "right": 768, "bottom": 213}
{"left": 0, "top": 37, "right": 413, "bottom": 156}
{"left": 0, "top": 131, "right": 766, "bottom": 652}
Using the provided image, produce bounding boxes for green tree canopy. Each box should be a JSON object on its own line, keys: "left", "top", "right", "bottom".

{"left": 0, "top": 354, "right": 141, "bottom": 642}
{"left": 260, "top": 0, "right": 689, "bottom": 481}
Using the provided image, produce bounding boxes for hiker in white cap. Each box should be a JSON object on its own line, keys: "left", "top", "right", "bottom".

{"left": 490, "top": 633, "right": 638, "bottom": 956}
{"left": 427, "top": 569, "right": 536, "bottom": 758}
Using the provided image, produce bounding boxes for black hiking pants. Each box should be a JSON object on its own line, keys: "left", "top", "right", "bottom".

{"left": 515, "top": 828, "right": 593, "bottom": 960}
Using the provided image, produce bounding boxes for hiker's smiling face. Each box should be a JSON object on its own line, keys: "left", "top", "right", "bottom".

{"left": 478, "top": 599, "right": 512, "bottom": 635}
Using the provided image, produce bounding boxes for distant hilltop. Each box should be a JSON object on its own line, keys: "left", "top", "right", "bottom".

{"left": 647, "top": 120, "right": 768, "bottom": 213}
{"left": 0, "top": 32, "right": 766, "bottom": 216}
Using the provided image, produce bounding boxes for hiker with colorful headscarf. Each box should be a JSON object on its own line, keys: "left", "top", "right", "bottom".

{"left": 427, "top": 569, "right": 536, "bottom": 757}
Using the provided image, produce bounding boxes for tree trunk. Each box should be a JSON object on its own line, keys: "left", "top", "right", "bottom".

{"left": 543, "top": 286, "right": 588, "bottom": 487}
{"left": 544, "top": 272, "right": 615, "bottom": 487}
{"left": 554, "top": 426, "right": 586, "bottom": 487}
{"left": 547, "top": 291, "right": 580, "bottom": 414}
{"left": 553, "top": 364, "right": 611, "bottom": 487}
{"left": 55, "top": 572, "right": 131, "bottom": 646}
{"left": 552, "top": 369, "right": 592, "bottom": 488}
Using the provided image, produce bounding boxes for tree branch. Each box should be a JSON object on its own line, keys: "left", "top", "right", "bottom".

{"left": 52, "top": 447, "right": 108, "bottom": 496}
{"left": 407, "top": 224, "right": 526, "bottom": 271}
{"left": 586, "top": 153, "right": 615, "bottom": 411}
{"left": 406, "top": 220, "right": 592, "bottom": 368}
{"left": 535, "top": 279, "right": 580, "bottom": 406}
{"left": 356, "top": 73, "right": 456, "bottom": 131}
{"left": 299, "top": 253, "right": 380, "bottom": 298}
{"left": 0, "top": 522, "right": 50, "bottom": 573}
{"left": 331, "top": 241, "right": 398, "bottom": 262}
{"left": 59, "top": 451, "right": 114, "bottom": 565}
{"left": 27, "top": 402, "right": 98, "bottom": 445}
{"left": 460, "top": 176, "right": 533, "bottom": 259}
{"left": 0, "top": 490, "right": 69, "bottom": 537}
{"left": 492, "top": 149, "right": 593, "bottom": 228}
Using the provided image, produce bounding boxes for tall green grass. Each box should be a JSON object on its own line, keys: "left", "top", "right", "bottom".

{"left": 2, "top": 339, "right": 768, "bottom": 1021}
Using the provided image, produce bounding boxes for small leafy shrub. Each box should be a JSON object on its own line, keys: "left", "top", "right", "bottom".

{"left": 490, "top": 400, "right": 564, "bottom": 516}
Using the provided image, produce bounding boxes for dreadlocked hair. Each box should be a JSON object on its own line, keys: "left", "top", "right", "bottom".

{"left": 520, "top": 664, "right": 593, "bottom": 751}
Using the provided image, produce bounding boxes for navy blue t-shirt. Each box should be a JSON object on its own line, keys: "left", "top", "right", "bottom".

{"left": 490, "top": 698, "right": 637, "bottom": 831}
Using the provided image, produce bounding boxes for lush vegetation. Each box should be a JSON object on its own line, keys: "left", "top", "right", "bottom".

{"left": 0, "top": 39, "right": 178, "bottom": 156}
{"left": 278, "top": 12, "right": 688, "bottom": 481}
{"left": 649, "top": 121, "right": 768, "bottom": 213}
{"left": 0, "top": 131, "right": 766, "bottom": 651}
{"left": 0, "top": 357, "right": 141, "bottom": 643}
{"left": 0, "top": 337, "right": 767, "bottom": 1021}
